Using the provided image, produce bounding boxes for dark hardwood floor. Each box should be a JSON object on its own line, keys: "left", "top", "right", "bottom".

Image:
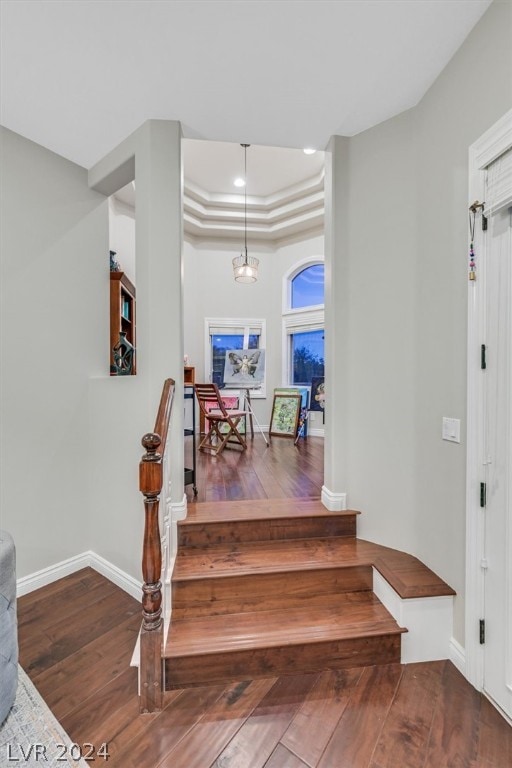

{"left": 16, "top": 436, "right": 512, "bottom": 766}
{"left": 17, "top": 569, "right": 512, "bottom": 768}
{"left": 185, "top": 434, "right": 324, "bottom": 502}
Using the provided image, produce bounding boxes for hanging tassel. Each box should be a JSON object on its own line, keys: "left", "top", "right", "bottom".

{"left": 468, "top": 207, "right": 477, "bottom": 281}
{"left": 469, "top": 241, "right": 476, "bottom": 281}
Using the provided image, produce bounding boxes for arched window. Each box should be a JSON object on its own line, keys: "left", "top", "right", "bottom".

{"left": 291, "top": 264, "right": 324, "bottom": 309}
{"left": 283, "top": 259, "right": 324, "bottom": 386}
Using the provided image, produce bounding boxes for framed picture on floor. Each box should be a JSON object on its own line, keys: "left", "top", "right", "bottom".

{"left": 269, "top": 392, "right": 301, "bottom": 438}
{"left": 310, "top": 377, "right": 325, "bottom": 411}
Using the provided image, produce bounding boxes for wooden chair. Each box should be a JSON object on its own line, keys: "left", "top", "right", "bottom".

{"left": 194, "top": 383, "right": 248, "bottom": 455}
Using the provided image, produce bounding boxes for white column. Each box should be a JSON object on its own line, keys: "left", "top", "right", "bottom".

{"left": 135, "top": 121, "right": 185, "bottom": 509}
{"left": 323, "top": 135, "right": 350, "bottom": 511}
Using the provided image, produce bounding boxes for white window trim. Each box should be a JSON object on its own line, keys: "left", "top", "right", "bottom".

{"left": 282, "top": 259, "right": 325, "bottom": 386}
{"left": 204, "top": 317, "right": 267, "bottom": 398}
{"left": 282, "top": 256, "right": 325, "bottom": 311}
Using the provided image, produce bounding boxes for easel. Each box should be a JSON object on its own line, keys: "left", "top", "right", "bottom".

{"left": 223, "top": 385, "right": 269, "bottom": 446}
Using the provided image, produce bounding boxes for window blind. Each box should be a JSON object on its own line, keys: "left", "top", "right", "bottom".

{"left": 209, "top": 325, "right": 261, "bottom": 336}
{"left": 486, "top": 146, "right": 512, "bottom": 216}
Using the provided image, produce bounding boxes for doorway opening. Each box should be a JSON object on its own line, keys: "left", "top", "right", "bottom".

{"left": 182, "top": 139, "right": 326, "bottom": 502}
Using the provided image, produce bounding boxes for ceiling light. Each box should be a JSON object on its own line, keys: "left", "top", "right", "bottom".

{"left": 303, "top": 148, "right": 316, "bottom": 155}
{"left": 232, "top": 144, "right": 259, "bottom": 284}
{"left": 234, "top": 177, "right": 245, "bottom": 187}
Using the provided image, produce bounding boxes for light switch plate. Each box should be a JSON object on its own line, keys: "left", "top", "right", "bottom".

{"left": 442, "top": 417, "right": 461, "bottom": 443}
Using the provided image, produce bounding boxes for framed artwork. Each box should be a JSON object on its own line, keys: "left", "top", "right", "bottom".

{"left": 204, "top": 396, "right": 245, "bottom": 434}
{"left": 273, "top": 387, "right": 309, "bottom": 408}
{"left": 223, "top": 349, "right": 266, "bottom": 387}
{"left": 269, "top": 393, "right": 301, "bottom": 438}
{"left": 310, "top": 377, "right": 325, "bottom": 411}
{"left": 273, "top": 387, "right": 309, "bottom": 441}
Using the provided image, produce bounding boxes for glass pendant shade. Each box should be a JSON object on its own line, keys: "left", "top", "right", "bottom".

{"left": 233, "top": 143, "right": 258, "bottom": 283}
{"left": 233, "top": 249, "right": 259, "bottom": 283}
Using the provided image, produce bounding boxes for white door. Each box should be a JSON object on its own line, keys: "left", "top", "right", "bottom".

{"left": 482, "top": 196, "right": 512, "bottom": 719}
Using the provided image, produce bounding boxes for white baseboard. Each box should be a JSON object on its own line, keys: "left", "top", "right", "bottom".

{"left": 88, "top": 552, "right": 141, "bottom": 601}
{"left": 308, "top": 428, "right": 325, "bottom": 437}
{"left": 17, "top": 551, "right": 141, "bottom": 601}
{"left": 171, "top": 494, "right": 188, "bottom": 522}
{"left": 321, "top": 485, "right": 347, "bottom": 511}
{"left": 449, "top": 637, "right": 466, "bottom": 676}
{"left": 17, "top": 552, "right": 91, "bottom": 597}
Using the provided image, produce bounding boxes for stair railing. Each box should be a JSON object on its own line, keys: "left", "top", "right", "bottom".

{"left": 139, "top": 378, "right": 175, "bottom": 714}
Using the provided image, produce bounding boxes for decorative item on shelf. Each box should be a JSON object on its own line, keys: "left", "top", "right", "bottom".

{"left": 109, "top": 250, "right": 121, "bottom": 272}
{"left": 112, "top": 331, "right": 135, "bottom": 375}
{"left": 232, "top": 144, "right": 259, "bottom": 283}
{"left": 121, "top": 297, "right": 130, "bottom": 320}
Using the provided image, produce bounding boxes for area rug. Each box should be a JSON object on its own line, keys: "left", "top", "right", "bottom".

{"left": 0, "top": 666, "right": 87, "bottom": 767}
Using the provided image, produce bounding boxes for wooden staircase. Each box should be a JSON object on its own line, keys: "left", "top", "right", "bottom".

{"left": 138, "top": 382, "right": 455, "bottom": 711}
{"left": 164, "top": 499, "right": 409, "bottom": 689}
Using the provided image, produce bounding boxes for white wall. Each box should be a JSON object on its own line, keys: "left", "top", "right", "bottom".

{"left": 329, "top": 0, "right": 512, "bottom": 645}
{"left": 0, "top": 121, "right": 184, "bottom": 588}
{"left": 413, "top": 0, "right": 512, "bottom": 644}
{"left": 183, "top": 234, "right": 324, "bottom": 428}
{"left": 0, "top": 127, "right": 107, "bottom": 578}
{"left": 108, "top": 197, "right": 136, "bottom": 285}
{"left": 88, "top": 120, "right": 184, "bottom": 581}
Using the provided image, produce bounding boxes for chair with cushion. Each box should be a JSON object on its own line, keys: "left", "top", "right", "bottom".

{"left": 195, "top": 383, "right": 248, "bottom": 455}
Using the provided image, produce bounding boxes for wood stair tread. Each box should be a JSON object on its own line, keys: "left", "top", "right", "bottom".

{"left": 173, "top": 536, "right": 455, "bottom": 599}
{"left": 174, "top": 537, "right": 370, "bottom": 579}
{"left": 181, "top": 498, "right": 360, "bottom": 525}
{"left": 165, "top": 593, "right": 406, "bottom": 658}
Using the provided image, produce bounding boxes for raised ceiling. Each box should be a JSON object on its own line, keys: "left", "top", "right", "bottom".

{"left": 115, "top": 140, "right": 326, "bottom": 245}
{"left": 183, "top": 140, "right": 325, "bottom": 243}
{"left": 0, "top": 1, "right": 491, "bottom": 169}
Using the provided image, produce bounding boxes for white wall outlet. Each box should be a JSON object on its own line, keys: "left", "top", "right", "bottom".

{"left": 442, "top": 417, "right": 461, "bottom": 443}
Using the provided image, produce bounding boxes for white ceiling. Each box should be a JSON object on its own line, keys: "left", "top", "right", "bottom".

{"left": 184, "top": 141, "right": 324, "bottom": 198}
{"left": 0, "top": 0, "right": 492, "bottom": 172}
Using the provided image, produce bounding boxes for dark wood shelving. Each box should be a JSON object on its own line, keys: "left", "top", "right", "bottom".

{"left": 110, "top": 271, "right": 136, "bottom": 375}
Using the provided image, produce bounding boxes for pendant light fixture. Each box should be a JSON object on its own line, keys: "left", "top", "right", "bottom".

{"left": 232, "top": 143, "right": 259, "bottom": 283}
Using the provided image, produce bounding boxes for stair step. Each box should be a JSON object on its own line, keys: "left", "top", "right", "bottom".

{"left": 178, "top": 499, "right": 359, "bottom": 547}
{"left": 172, "top": 565, "right": 373, "bottom": 619}
{"left": 164, "top": 593, "right": 406, "bottom": 688}
{"left": 174, "top": 537, "right": 370, "bottom": 580}
{"left": 173, "top": 536, "right": 456, "bottom": 599}
{"left": 173, "top": 538, "right": 373, "bottom": 618}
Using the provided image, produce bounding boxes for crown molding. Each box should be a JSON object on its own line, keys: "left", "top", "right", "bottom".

{"left": 184, "top": 170, "right": 324, "bottom": 243}
{"left": 113, "top": 171, "right": 325, "bottom": 246}
{"left": 185, "top": 170, "right": 324, "bottom": 210}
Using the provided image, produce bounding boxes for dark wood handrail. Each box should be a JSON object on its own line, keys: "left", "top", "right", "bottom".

{"left": 153, "top": 377, "right": 174, "bottom": 452}
{"left": 139, "top": 377, "right": 175, "bottom": 714}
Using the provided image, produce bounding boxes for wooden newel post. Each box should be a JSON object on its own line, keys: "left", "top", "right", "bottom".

{"left": 140, "top": 431, "right": 164, "bottom": 713}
